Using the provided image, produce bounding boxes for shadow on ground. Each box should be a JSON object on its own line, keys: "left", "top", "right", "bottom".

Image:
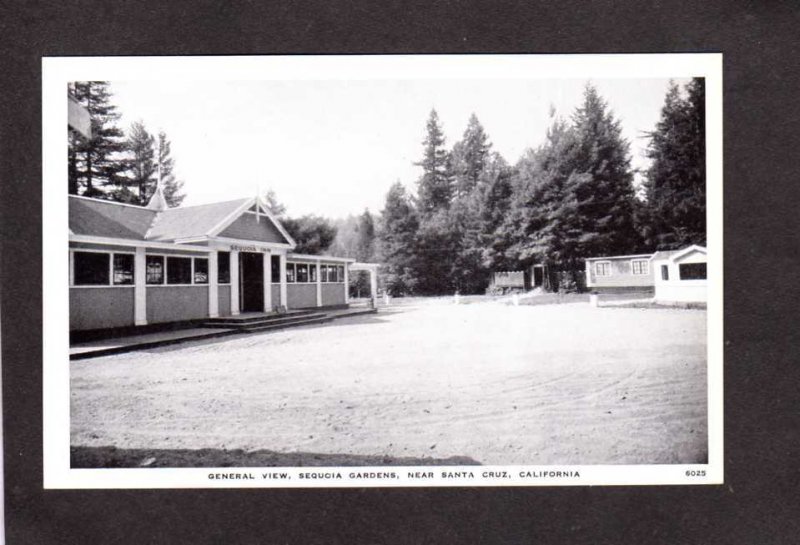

{"left": 71, "top": 446, "right": 482, "bottom": 468}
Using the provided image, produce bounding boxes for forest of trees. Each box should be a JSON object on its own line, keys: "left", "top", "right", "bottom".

{"left": 68, "top": 81, "right": 185, "bottom": 207}
{"left": 371, "top": 80, "right": 707, "bottom": 296}
{"left": 69, "top": 80, "right": 706, "bottom": 297}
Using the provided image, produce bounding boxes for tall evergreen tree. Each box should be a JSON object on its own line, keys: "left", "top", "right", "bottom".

{"left": 377, "top": 182, "right": 420, "bottom": 295}
{"left": 355, "top": 209, "right": 376, "bottom": 262}
{"left": 477, "top": 152, "right": 516, "bottom": 271}
{"left": 415, "top": 109, "right": 452, "bottom": 214}
{"left": 157, "top": 131, "right": 186, "bottom": 207}
{"left": 282, "top": 215, "right": 337, "bottom": 255}
{"left": 124, "top": 121, "right": 158, "bottom": 204}
{"left": 67, "top": 81, "right": 127, "bottom": 196}
{"left": 568, "top": 84, "right": 639, "bottom": 258}
{"left": 451, "top": 113, "right": 492, "bottom": 199}
{"left": 642, "top": 78, "right": 706, "bottom": 248}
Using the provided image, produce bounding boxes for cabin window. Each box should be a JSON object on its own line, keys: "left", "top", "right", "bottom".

{"left": 218, "top": 252, "right": 230, "bottom": 284}
{"left": 112, "top": 254, "right": 134, "bottom": 285}
{"left": 631, "top": 259, "right": 649, "bottom": 275}
{"left": 296, "top": 263, "right": 309, "bottom": 283}
{"left": 74, "top": 251, "right": 110, "bottom": 285}
{"left": 309, "top": 263, "right": 318, "bottom": 282}
{"left": 321, "top": 264, "right": 329, "bottom": 282}
{"left": 271, "top": 255, "right": 280, "bottom": 283}
{"left": 661, "top": 265, "right": 669, "bottom": 281}
{"left": 286, "top": 263, "right": 296, "bottom": 283}
{"left": 167, "top": 257, "right": 192, "bottom": 284}
{"left": 326, "top": 265, "right": 336, "bottom": 282}
{"left": 146, "top": 256, "right": 165, "bottom": 284}
{"left": 594, "top": 261, "right": 611, "bottom": 277}
{"left": 679, "top": 263, "right": 707, "bottom": 280}
{"left": 194, "top": 258, "right": 209, "bottom": 284}
{"left": 336, "top": 265, "right": 344, "bottom": 282}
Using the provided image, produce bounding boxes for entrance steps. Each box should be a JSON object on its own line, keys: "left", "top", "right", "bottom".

{"left": 203, "top": 309, "right": 331, "bottom": 333}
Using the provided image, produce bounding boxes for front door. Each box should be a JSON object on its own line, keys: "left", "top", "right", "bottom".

{"left": 240, "top": 252, "right": 264, "bottom": 312}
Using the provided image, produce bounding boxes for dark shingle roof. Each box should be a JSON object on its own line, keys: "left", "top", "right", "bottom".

{"left": 69, "top": 196, "right": 251, "bottom": 242}
{"left": 69, "top": 197, "right": 158, "bottom": 240}
{"left": 145, "top": 198, "right": 249, "bottom": 241}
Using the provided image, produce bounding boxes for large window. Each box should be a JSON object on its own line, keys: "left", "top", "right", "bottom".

{"left": 113, "top": 254, "right": 134, "bottom": 285}
{"left": 661, "top": 265, "right": 669, "bottom": 281}
{"left": 194, "top": 258, "right": 209, "bottom": 284}
{"left": 296, "top": 263, "right": 309, "bottom": 283}
{"left": 321, "top": 264, "right": 329, "bottom": 283}
{"left": 336, "top": 265, "right": 344, "bottom": 283}
{"left": 595, "top": 261, "right": 611, "bottom": 277}
{"left": 679, "top": 263, "right": 707, "bottom": 280}
{"left": 286, "top": 263, "right": 296, "bottom": 283}
{"left": 74, "top": 251, "right": 110, "bottom": 285}
{"left": 146, "top": 256, "right": 164, "bottom": 284}
{"left": 631, "top": 259, "right": 649, "bottom": 275}
{"left": 167, "top": 256, "right": 192, "bottom": 284}
{"left": 309, "top": 263, "right": 317, "bottom": 282}
{"left": 218, "top": 252, "right": 230, "bottom": 284}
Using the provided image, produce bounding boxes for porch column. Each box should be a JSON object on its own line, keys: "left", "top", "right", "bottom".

{"left": 134, "top": 246, "right": 147, "bottom": 326}
{"left": 279, "top": 253, "right": 288, "bottom": 310}
{"left": 263, "top": 250, "right": 272, "bottom": 312}
{"left": 316, "top": 260, "right": 322, "bottom": 307}
{"left": 230, "top": 250, "right": 240, "bottom": 315}
{"left": 208, "top": 251, "right": 219, "bottom": 318}
{"left": 343, "top": 262, "right": 349, "bottom": 304}
{"left": 370, "top": 268, "right": 378, "bottom": 308}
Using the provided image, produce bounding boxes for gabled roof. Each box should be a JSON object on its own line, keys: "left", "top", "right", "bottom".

{"left": 69, "top": 194, "right": 295, "bottom": 247}
{"left": 69, "top": 196, "right": 158, "bottom": 240}
{"left": 145, "top": 198, "right": 250, "bottom": 241}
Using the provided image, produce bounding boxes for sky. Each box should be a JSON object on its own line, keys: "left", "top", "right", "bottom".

{"left": 109, "top": 77, "right": 686, "bottom": 218}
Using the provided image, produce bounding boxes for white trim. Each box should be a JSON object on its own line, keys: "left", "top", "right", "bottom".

{"left": 585, "top": 253, "right": 654, "bottom": 262}
{"left": 134, "top": 247, "right": 147, "bottom": 325}
{"left": 230, "top": 250, "right": 240, "bottom": 315}
{"left": 204, "top": 236, "right": 293, "bottom": 250}
{"left": 69, "top": 193, "right": 157, "bottom": 210}
{"left": 594, "top": 260, "right": 612, "bottom": 277}
{"left": 288, "top": 253, "right": 355, "bottom": 263}
{"left": 315, "top": 260, "right": 322, "bottom": 307}
{"left": 263, "top": 250, "right": 272, "bottom": 312}
{"left": 630, "top": 258, "right": 650, "bottom": 275}
{"left": 208, "top": 251, "right": 219, "bottom": 318}
{"left": 205, "top": 198, "right": 256, "bottom": 238}
{"left": 669, "top": 244, "right": 707, "bottom": 263}
{"left": 279, "top": 253, "right": 287, "bottom": 309}
{"left": 70, "top": 234, "right": 212, "bottom": 253}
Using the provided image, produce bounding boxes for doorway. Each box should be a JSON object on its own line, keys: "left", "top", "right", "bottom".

{"left": 240, "top": 252, "right": 264, "bottom": 312}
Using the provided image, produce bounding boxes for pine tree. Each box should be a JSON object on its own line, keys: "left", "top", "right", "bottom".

{"left": 377, "top": 182, "right": 420, "bottom": 295}
{"left": 157, "top": 131, "right": 186, "bottom": 207}
{"left": 67, "top": 81, "right": 127, "bottom": 197}
{"left": 569, "top": 84, "right": 639, "bottom": 258}
{"left": 451, "top": 113, "right": 492, "bottom": 198}
{"left": 263, "top": 189, "right": 287, "bottom": 217}
{"left": 355, "top": 209, "right": 376, "bottom": 262}
{"left": 642, "top": 78, "right": 706, "bottom": 248}
{"left": 125, "top": 121, "right": 158, "bottom": 204}
{"left": 477, "top": 153, "right": 516, "bottom": 271}
{"left": 415, "top": 109, "right": 452, "bottom": 214}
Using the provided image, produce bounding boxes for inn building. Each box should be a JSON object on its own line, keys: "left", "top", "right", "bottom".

{"left": 69, "top": 189, "right": 360, "bottom": 333}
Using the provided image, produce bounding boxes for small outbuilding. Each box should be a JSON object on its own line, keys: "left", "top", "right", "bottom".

{"left": 652, "top": 245, "right": 708, "bottom": 303}
{"left": 584, "top": 253, "right": 656, "bottom": 294}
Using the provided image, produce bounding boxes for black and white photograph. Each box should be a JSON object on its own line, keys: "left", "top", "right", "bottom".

{"left": 43, "top": 54, "right": 723, "bottom": 488}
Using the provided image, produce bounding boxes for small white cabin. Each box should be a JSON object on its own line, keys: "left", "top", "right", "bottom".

{"left": 652, "top": 245, "right": 707, "bottom": 303}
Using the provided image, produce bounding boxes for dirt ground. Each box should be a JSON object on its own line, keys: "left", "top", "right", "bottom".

{"left": 71, "top": 300, "right": 707, "bottom": 466}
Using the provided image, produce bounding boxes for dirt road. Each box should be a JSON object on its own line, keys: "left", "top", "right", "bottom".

{"left": 71, "top": 301, "right": 707, "bottom": 465}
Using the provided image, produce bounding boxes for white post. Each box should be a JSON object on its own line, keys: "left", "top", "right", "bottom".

{"left": 344, "top": 262, "right": 349, "bottom": 304}
{"left": 208, "top": 251, "right": 219, "bottom": 318}
{"left": 384, "top": 292, "right": 390, "bottom": 306}
{"left": 230, "top": 250, "right": 240, "bottom": 315}
{"left": 370, "top": 268, "right": 378, "bottom": 308}
{"left": 263, "top": 250, "right": 272, "bottom": 312}
{"left": 134, "top": 247, "right": 147, "bottom": 326}
{"left": 279, "top": 253, "right": 288, "bottom": 310}
{"left": 316, "top": 260, "right": 322, "bottom": 307}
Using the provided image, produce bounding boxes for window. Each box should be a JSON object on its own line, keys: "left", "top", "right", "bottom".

{"left": 286, "top": 263, "right": 296, "bottom": 283}
{"left": 271, "top": 255, "right": 280, "bottom": 283}
{"left": 309, "top": 263, "right": 317, "bottom": 282}
{"left": 74, "top": 251, "right": 110, "bottom": 285}
{"left": 594, "top": 262, "right": 611, "bottom": 277}
{"left": 194, "top": 258, "right": 209, "bottom": 284}
{"left": 679, "top": 263, "right": 707, "bottom": 280}
{"left": 113, "top": 254, "right": 134, "bottom": 285}
{"left": 146, "top": 256, "right": 164, "bottom": 284}
{"left": 631, "top": 259, "right": 649, "bottom": 275}
{"left": 661, "top": 265, "right": 669, "bottom": 281}
{"left": 296, "top": 263, "right": 309, "bottom": 283}
{"left": 336, "top": 265, "right": 344, "bottom": 282}
{"left": 321, "top": 264, "right": 329, "bottom": 283}
{"left": 167, "top": 256, "right": 192, "bottom": 284}
{"left": 218, "top": 252, "right": 230, "bottom": 284}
